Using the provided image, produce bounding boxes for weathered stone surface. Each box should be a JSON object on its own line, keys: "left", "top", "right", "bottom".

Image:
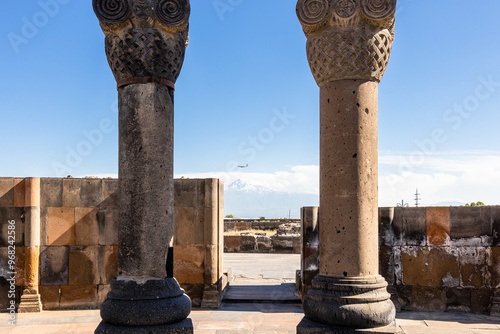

{"left": 69, "top": 246, "right": 98, "bottom": 285}
{"left": 97, "top": 207, "right": 118, "bottom": 246}
{"left": 13, "top": 178, "right": 25, "bottom": 208}
{"left": 60, "top": 285, "right": 98, "bottom": 309}
{"left": 99, "top": 246, "right": 118, "bottom": 285}
{"left": 379, "top": 207, "right": 394, "bottom": 246}
{"left": 40, "top": 246, "right": 69, "bottom": 285}
{"left": 0, "top": 178, "right": 14, "bottom": 207}
{"left": 379, "top": 245, "right": 394, "bottom": 286}
{"left": 174, "top": 207, "right": 195, "bottom": 246}
{"left": 41, "top": 178, "right": 63, "bottom": 207}
{"left": 98, "top": 284, "right": 112, "bottom": 306}
{"left": 401, "top": 247, "right": 459, "bottom": 287}
{"left": 0, "top": 207, "right": 25, "bottom": 247}
{"left": 80, "top": 179, "right": 103, "bottom": 208}
{"left": 426, "top": 207, "right": 450, "bottom": 246}
{"left": 224, "top": 236, "right": 240, "bottom": 252}
{"left": 40, "top": 285, "right": 60, "bottom": 310}
{"left": 470, "top": 289, "right": 493, "bottom": 314}
{"left": 62, "top": 178, "right": 82, "bottom": 208}
{"left": 450, "top": 206, "right": 486, "bottom": 239}
{"left": 95, "top": 319, "right": 194, "bottom": 334}
{"left": 394, "top": 208, "right": 427, "bottom": 246}
{"left": 489, "top": 247, "right": 500, "bottom": 288}
{"left": 446, "top": 287, "right": 471, "bottom": 312}
{"left": 256, "top": 236, "right": 272, "bottom": 251}
{"left": 174, "top": 179, "right": 198, "bottom": 208}
{"left": 411, "top": 286, "right": 446, "bottom": 311}
{"left": 240, "top": 235, "right": 256, "bottom": 252}
{"left": 75, "top": 207, "right": 99, "bottom": 246}
{"left": 47, "top": 207, "right": 75, "bottom": 246}
{"left": 458, "top": 247, "right": 487, "bottom": 288}
{"left": 173, "top": 245, "right": 204, "bottom": 284}
{"left": 101, "top": 179, "right": 118, "bottom": 208}
{"left": 100, "top": 279, "right": 191, "bottom": 326}
{"left": 15, "top": 247, "right": 25, "bottom": 286}
{"left": 272, "top": 235, "right": 299, "bottom": 252}
{"left": 394, "top": 285, "right": 412, "bottom": 311}
{"left": 180, "top": 283, "right": 204, "bottom": 308}
{"left": 491, "top": 206, "right": 500, "bottom": 246}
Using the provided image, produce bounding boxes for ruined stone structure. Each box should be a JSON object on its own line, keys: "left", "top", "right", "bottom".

{"left": 299, "top": 206, "right": 500, "bottom": 315}
{"left": 0, "top": 177, "right": 224, "bottom": 312}
{"left": 92, "top": 0, "right": 192, "bottom": 332}
{"left": 296, "top": 0, "right": 397, "bottom": 331}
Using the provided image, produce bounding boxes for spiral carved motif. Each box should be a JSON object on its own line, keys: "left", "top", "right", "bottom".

{"left": 296, "top": 0, "right": 330, "bottom": 26}
{"left": 360, "top": 0, "right": 396, "bottom": 20}
{"left": 155, "top": 0, "right": 190, "bottom": 25}
{"left": 93, "top": 0, "right": 131, "bottom": 23}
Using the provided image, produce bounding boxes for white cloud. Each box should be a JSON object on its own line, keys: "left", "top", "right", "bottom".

{"left": 88, "top": 151, "right": 500, "bottom": 208}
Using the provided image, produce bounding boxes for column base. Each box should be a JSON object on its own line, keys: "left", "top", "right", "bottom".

{"left": 18, "top": 291, "right": 42, "bottom": 313}
{"left": 302, "top": 275, "right": 396, "bottom": 329}
{"left": 95, "top": 318, "right": 193, "bottom": 334}
{"left": 99, "top": 278, "right": 191, "bottom": 327}
{"left": 297, "top": 317, "right": 400, "bottom": 334}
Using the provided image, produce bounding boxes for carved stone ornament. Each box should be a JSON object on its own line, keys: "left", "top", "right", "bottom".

{"left": 93, "top": 0, "right": 190, "bottom": 89}
{"left": 296, "top": 0, "right": 396, "bottom": 85}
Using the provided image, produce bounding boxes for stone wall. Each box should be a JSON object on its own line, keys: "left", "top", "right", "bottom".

{"left": 0, "top": 177, "right": 224, "bottom": 311}
{"left": 224, "top": 218, "right": 301, "bottom": 232}
{"left": 299, "top": 206, "right": 500, "bottom": 314}
{"left": 224, "top": 234, "right": 301, "bottom": 254}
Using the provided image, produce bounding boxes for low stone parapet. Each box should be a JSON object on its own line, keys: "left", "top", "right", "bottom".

{"left": 224, "top": 234, "right": 300, "bottom": 254}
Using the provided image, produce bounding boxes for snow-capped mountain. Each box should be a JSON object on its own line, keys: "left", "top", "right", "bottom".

{"left": 224, "top": 179, "right": 319, "bottom": 218}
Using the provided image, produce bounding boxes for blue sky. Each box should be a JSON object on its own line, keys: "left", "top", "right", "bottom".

{"left": 1, "top": 0, "right": 500, "bottom": 207}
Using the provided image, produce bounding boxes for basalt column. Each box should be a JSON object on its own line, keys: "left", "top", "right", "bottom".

{"left": 297, "top": 0, "right": 397, "bottom": 331}
{"left": 93, "top": 0, "right": 192, "bottom": 332}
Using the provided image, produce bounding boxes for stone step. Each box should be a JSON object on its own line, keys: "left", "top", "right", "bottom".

{"left": 222, "top": 283, "right": 301, "bottom": 304}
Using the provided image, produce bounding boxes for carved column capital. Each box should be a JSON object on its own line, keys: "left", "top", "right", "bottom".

{"left": 296, "top": 0, "right": 396, "bottom": 86}
{"left": 93, "top": 0, "right": 190, "bottom": 89}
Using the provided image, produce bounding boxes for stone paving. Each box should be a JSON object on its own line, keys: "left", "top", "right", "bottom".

{"left": 1, "top": 306, "right": 499, "bottom": 334}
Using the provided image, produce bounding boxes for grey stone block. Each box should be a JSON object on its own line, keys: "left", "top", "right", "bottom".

{"left": 450, "top": 207, "right": 485, "bottom": 239}
{"left": 240, "top": 235, "right": 256, "bottom": 252}
{"left": 97, "top": 208, "right": 118, "bottom": 246}
{"left": 41, "top": 178, "right": 63, "bottom": 207}
{"left": 40, "top": 246, "right": 69, "bottom": 285}
{"left": 95, "top": 318, "right": 193, "bottom": 333}
{"left": 62, "top": 178, "right": 82, "bottom": 207}
{"left": 393, "top": 207, "right": 427, "bottom": 246}
{"left": 81, "top": 179, "right": 103, "bottom": 207}
{"left": 379, "top": 207, "right": 395, "bottom": 246}
{"left": 101, "top": 179, "right": 119, "bottom": 208}
{"left": 0, "top": 178, "right": 14, "bottom": 207}
{"left": 0, "top": 207, "right": 25, "bottom": 247}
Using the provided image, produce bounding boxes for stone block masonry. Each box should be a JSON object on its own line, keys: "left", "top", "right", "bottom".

{"left": 0, "top": 177, "right": 224, "bottom": 311}
{"left": 299, "top": 206, "right": 500, "bottom": 315}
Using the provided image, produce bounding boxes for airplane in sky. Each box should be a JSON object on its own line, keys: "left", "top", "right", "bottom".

{"left": 238, "top": 164, "right": 249, "bottom": 168}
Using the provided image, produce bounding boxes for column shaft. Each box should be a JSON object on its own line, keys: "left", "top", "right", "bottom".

{"left": 320, "top": 80, "right": 379, "bottom": 277}
{"left": 118, "top": 84, "right": 174, "bottom": 279}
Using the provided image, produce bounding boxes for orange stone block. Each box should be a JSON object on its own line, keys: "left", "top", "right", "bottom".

{"left": 40, "top": 285, "right": 60, "bottom": 310}
{"left": 426, "top": 207, "right": 450, "bottom": 246}
{"left": 174, "top": 245, "right": 205, "bottom": 284}
{"left": 13, "top": 179, "right": 25, "bottom": 208}
{"left": 47, "top": 207, "right": 75, "bottom": 246}
{"left": 60, "top": 285, "right": 98, "bottom": 309}
{"left": 402, "top": 246, "right": 459, "bottom": 288}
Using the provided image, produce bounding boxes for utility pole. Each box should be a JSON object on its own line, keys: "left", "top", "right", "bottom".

{"left": 415, "top": 189, "right": 421, "bottom": 207}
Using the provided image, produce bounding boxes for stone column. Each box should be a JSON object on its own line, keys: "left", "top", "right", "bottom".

{"left": 18, "top": 178, "right": 42, "bottom": 313}
{"left": 296, "top": 0, "right": 397, "bottom": 331}
{"left": 93, "top": 0, "right": 192, "bottom": 332}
